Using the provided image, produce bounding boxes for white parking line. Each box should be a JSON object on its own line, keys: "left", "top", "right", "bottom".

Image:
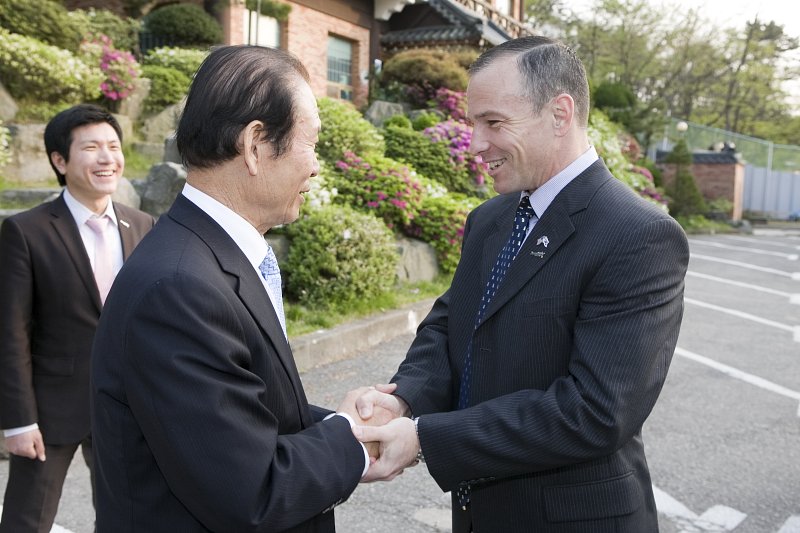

{"left": 653, "top": 485, "right": 747, "bottom": 531}
{"left": 690, "top": 253, "right": 800, "bottom": 279}
{"left": 675, "top": 347, "right": 800, "bottom": 416}
{"left": 778, "top": 516, "right": 800, "bottom": 533}
{"left": 691, "top": 239, "right": 799, "bottom": 260}
{"left": 686, "top": 271, "right": 794, "bottom": 299}
{"left": 684, "top": 298, "right": 797, "bottom": 334}
{"left": 720, "top": 235, "right": 800, "bottom": 251}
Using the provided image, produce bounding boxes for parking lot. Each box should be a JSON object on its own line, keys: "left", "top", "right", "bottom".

{"left": 2, "top": 230, "right": 799, "bottom": 532}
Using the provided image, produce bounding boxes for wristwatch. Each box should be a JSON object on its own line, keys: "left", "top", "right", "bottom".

{"left": 412, "top": 416, "right": 425, "bottom": 463}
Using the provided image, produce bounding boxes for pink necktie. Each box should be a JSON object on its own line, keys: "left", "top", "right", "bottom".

{"left": 85, "top": 216, "right": 114, "bottom": 304}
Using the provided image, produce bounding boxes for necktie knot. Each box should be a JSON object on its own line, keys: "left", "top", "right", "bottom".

{"left": 86, "top": 215, "right": 111, "bottom": 235}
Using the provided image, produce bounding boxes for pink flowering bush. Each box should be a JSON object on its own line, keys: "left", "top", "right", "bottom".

{"left": 329, "top": 151, "right": 424, "bottom": 232}
{"left": 433, "top": 88, "right": 467, "bottom": 121}
{"left": 423, "top": 119, "right": 491, "bottom": 195}
{"left": 80, "top": 34, "right": 141, "bottom": 107}
{"left": 408, "top": 193, "right": 482, "bottom": 274}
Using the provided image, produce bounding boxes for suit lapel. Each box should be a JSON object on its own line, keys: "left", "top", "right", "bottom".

{"left": 113, "top": 204, "right": 137, "bottom": 260}
{"left": 478, "top": 160, "right": 613, "bottom": 327}
{"left": 48, "top": 194, "right": 103, "bottom": 312}
{"left": 168, "top": 196, "right": 313, "bottom": 427}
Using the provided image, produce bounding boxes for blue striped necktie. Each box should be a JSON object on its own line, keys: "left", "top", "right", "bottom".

{"left": 258, "top": 245, "right": 286, "bottom": 338}
{"left": 456, "top": 195, "right": 536, "bottom": 509}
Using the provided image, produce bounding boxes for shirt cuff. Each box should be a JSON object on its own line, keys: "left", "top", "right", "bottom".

{"left": 325, "top": 412, "right": 370, "bottom": 478}
{"left": 3, "top": 423, "right": 39, "bottom": 438}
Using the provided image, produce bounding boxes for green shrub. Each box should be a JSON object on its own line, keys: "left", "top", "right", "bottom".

{"left": 0, "top": 0, "right": 84, "bottom": 52}
{"left": 144, "top": 4, "right": 222, "bottom": 48}
{"left": 381, "top": 49, "right": 469, "bottom": 92}
{"left": 67, "top": 8, "right": 141, "bottom": 52}
{"left": 0, "top": 120, "right": 11, "bottom": 169}
{"left": 143, "top": 46, "right": 208, "bottom": 78}
{"left": 317, "top": 97, "right": 385, "bottom": 164}
{"left": 408, "top": 193, "right": 482, "bottom": 274}
{"left": 382, "top": 114, "right": 412, "bottom": 129}
{"left": 244, "top": 0, "right": 291, "bottom": 21}
{"left": 0, "top": 28, "right": 102, "bottom": 105}
{"left": 384, "top": 124, "right": 460, "bottom": 186}
{"left": 328, "top": 151, "right": 424, "bottom": 232}
{"left": 588, "top": 109, "right": 666, "bottom": 210}
{"left": 141, "top": 64, "right": 190, "bottom": 113}
{"left": 284, "top": 205, "right": 398, "bottom": 308}
{"left": 411, "top": 111, "right": 441, "bottom": 131}
{"left": 665, "top": 139, "right": 707, "bottom": 217}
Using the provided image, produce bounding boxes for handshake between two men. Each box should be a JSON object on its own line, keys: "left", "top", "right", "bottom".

{"left": 336, "top": 384, "right": 420, "bottom": 482}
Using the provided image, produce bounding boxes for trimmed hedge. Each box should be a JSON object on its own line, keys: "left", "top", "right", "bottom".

{"left": 0, "top": 0, "right": 84, "bottom": 52}
{"left": 144, "top": 4, "right": 222, "bottom": 48}
{"left": 141, "top": 65, "right": 190, "bottom": 113}
{"left": 284, "top": 205, "right": 398, "bottom": 308}
{"left": 317, "top": 97, "right": 385, "bottom": 165}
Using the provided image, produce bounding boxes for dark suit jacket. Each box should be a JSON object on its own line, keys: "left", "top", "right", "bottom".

{"left": 392, "top": 160, "right": 690, "bottom": 532}
{"left": 91, "top": 195, "right": 365, "bottom": 533}
{"left": 0, "top": 193, "right": 154, "bottom": 445}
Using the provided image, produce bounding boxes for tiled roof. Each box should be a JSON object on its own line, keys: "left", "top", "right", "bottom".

{"left": 381, "top": 0, "right": 512, "bottom": 47}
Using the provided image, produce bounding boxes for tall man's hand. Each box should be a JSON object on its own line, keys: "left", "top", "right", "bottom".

{"left": 353, "top": 417, "right": 419, "bottom": 482}
{"left": 5, "top": 428, "right": 46, "bottom": 461}
{"left": 337, "top": 385, "right": 398, "bottom": 458}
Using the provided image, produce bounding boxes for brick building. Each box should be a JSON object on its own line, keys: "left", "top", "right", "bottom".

{"left": 217, "top": 0, "right": 528, "bottom": 107}
{"left": 657, "top": 145, "right": 745, "bottom": 221}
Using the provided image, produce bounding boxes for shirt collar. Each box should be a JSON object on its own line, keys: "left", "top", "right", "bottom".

{"left": 523, "top": 146, "right": 599, "bottom": 217}
{"left": 63, "top": 187, "right": 117, "bottom": 227}
{"left": 181, "top": 183, "right": 268, "bottom": 271}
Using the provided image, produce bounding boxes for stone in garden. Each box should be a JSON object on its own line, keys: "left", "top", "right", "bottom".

{"left": 140, "top": 162, "right": 187, "bottom": 217}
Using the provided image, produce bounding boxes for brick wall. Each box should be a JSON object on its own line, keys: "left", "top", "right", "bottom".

{"left": 659, "top": 162, "right": 744, "bottom": 221}
{"left": 284, "top": 3, "right": 371, "bottom": 107}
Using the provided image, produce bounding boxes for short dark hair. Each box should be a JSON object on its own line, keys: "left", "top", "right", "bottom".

{"left": 44, "top": 104, "right": 123, "bottom": 186}
{"left": 176, "top": 45, "right": 311, "bottom": 169}
{"left": 470, "top": 36, "right": 591, "bottom": 126}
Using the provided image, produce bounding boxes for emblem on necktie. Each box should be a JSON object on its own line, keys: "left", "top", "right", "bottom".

{"left": 536, "top": 235, "right": 549, "bottom": 247}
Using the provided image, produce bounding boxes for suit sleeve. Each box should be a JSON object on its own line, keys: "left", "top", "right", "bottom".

{"left": 119, "top": 273, "right": 363, "bottom": 531}
{"left": 0, "top": 218, "right": 38, "bottom": 429}
{"left": 411, "top": 216, "right": 689, "bottom": 491}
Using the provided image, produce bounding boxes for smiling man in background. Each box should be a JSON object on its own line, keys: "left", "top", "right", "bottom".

{"left": 0, "top": 104, "right": 154, "bottom": 532}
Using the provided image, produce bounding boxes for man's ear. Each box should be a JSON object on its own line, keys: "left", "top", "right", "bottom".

{"left": 241, "top": 120, "right": 265, "bottom": 176}
{"left": 50, "top": 152, "right": 67, "bottom": 175}
{"left": 552, "top": 93, "right": 575, "bottom": 136}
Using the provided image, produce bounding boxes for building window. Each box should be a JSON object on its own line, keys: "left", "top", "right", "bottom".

{"left": 243, "top": 10, "right": 280, "bottom": 48}
{"left": 327, "top": 36, "right": 353, "bottom": 101}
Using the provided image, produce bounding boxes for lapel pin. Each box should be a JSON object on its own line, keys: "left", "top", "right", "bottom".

{"left": 536, "top": 235, "right": 549, "bottom": 247}
{"left": 530, "top": 251, "right": 545, "bottom": 258}
{"left": 119, "top": 219, "right": 130, "bottom": 228}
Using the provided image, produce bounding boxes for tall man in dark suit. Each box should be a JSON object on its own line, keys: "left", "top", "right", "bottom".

{"left": 0, "top": 104, "right": 155, "bottom": 532}
{"left": 354, "top": 36, "right": 690, "bottom": 532}
{"left": 91, "top": 45, "right": 386, "bottom": 533}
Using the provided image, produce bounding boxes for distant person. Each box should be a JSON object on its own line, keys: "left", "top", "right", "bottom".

{"left": 355, "top": 36, "right": 690, "bottom": 532}
{"left": 0, "top": 104, "right": 154, "bottom": 532}
{"left": 90, "top": 45, "right": 391, "bottom": 532}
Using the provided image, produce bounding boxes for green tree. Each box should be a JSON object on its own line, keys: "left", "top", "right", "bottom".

{"left": 664, "top": 139, "right": 706, "bottom": 216}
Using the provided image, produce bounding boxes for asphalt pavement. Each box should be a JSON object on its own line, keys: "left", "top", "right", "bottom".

{"left": 1, "top": 229, "right": 799, "bottom": 533}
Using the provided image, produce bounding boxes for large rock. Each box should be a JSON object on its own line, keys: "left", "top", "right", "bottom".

{"left": 163, "top": 135, "right": 181, "bottom": 164}
{"left": 140, "top": 162, "right": 186, "bottom": 217}
{"left": 112, "top": 177, "right": 142, "bottom": 210}
{"left": 364, "top": 100, "right": 409, "bottom": 127}
{"left": 118, "top": 77, "right": 151, "bottom": 123}
{"left": 2, "top": 123, "right": 51, "bottom": 184}
{"left": 395, "top": 237, "right": 438, "bottom": 283}
{"left": 140, "top": 101, "right": 184, "bottom": 144}
{"left": 0, "top": 81, "right": 18, "bottom": 122}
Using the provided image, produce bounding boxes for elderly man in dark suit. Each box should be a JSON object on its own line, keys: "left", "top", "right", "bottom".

{"left": 90, "top": 45, "right": 388, "bottom": 533}
{"left": 355, "top": 36, "right": 690, "bottom": 532}
{"left": 0, "top": 104, "right": 154, "bottom": 532}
